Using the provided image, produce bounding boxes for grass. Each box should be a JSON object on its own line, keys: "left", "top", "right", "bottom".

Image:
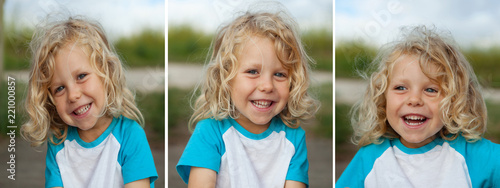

{"left": 167, "top": 82, "right": 333, "bottom": 139}
{"left": 3, "top": 27, "right": 165, "bottom": 70}
{"left": 336, "top": 41, "right": 500, "bottom": 88}
{"left": 335, "top": 41, "right": 376, "bottom": 78}
{"left": 167, "top": 87, "right": 192, "bottom": 136}
{"left": 302, "top": 29, "right": 333, "bottom": 71}
{"left": 335, "top": 104, "right": 352, "bottom": 145}
{"left": 115, "top": 29, "right": 165, "bottom": 67}
{"left": 484, "top": 102, "right": 500, "bottom": 143}
{"left": 137, "top": 91, "right": 165, "bottom": 140}
{"left": 309, "top": 82, "right": 333, "bottom": 138}
{"left": 0, "top": 81, "right": 25, "bottom": 135}
{"left": 167, "top": 25, "right": 212, "bottom": 64}
{"left": 168, "top": 25, "right": 333, "bottom": 72}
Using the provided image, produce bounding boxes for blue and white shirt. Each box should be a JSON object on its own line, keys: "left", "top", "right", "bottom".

{"left": 176, "top": 117, "right": 309, "bottom": 187}
{"left": 45, "top": 116, "right": 158, "bottom": 188}
{"left": 336, "top": 136, "right": 500, "bottom": 188}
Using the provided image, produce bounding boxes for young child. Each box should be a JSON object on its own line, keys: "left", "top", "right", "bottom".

{"left": 21, "top": 17, "right": 158, "bottom": 187}
{"left": 336, "top": 26, "right": 500, "bottom": 187}
{"left": 176, "top": 10, "right": 319, "bottom": 188}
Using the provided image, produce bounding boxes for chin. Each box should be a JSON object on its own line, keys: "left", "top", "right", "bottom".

{"left": 251, "top": 120, "right": 272, "bottom": 125}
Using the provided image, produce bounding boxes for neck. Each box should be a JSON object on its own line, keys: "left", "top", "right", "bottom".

{"left": 77, "top": 115, "right": 113, "bottom": 142}
{"left": 235, "top": 118, "right": 271, "bottom": 134}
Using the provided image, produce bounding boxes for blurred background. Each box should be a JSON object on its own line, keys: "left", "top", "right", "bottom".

{"left": 0, "top": 0, "right": 165, "bottom": 187}
{"left": 336, "top": 0, "right": 500, "bottom": 181}
{"left": 167, "top": 0, "right": 333, "bottom": 187}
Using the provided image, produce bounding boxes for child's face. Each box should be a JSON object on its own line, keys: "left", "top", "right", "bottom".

{"left": 230, "top": 36, "right": 290, "bottom": 134}
{"left": 385, "top": 55, "right": 444, "bottom": 148}
{"left": 50, "top": 44, "right": 112, "bottom": 133}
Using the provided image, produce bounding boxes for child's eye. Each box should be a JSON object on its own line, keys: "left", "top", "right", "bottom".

{"left": 77, "top": 74, "right": 87, "bottom": 80}
{"left": 246, "top": 70, "right": 258, "bottom": 75}
{"left": 54, "top": 86, "right": 64, "bottom": 94}
{"left": 394, "top": 86, "right": 407, "bottom": 90}
{"left": 425, "top": 88, "right": 438, "bottom": 93}
{"left": 274, "top": 72, "right": 287, "bottom": 78}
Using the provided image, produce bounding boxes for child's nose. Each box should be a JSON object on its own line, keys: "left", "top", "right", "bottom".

{"left": 407, "top": 91, "right": 423, "bottom": 106}
{"left": 67, "top": 86, "right": 82, "bottom": 103}
{"left": 258, "top": 76, "right": 274, "bottom": 93}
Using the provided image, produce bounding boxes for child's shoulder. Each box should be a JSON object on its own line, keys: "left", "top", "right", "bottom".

{"left": 113, "top": 115, "right": 142, "bottom": 132}
{"left": 361, "top": 137, "right": 392, "bottom": 149}
{"left": 357, "top": 137, "right": 393, "bottom": 157}
{"left": 446, "top": 135, "right": 500, "bottom": 155}
{"left": 276, "top": 119, "right": 306, "bottom": 138}
{"left": 446, "top": 135, "right": 500, "bottom": 185}
{"left": 191, "top": 118, "right": 233, "bottom": 137}
{"left": 111, "top": 115, "right": 146, "bottom": 142}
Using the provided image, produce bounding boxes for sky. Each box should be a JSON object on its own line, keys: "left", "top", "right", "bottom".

{"left": 4, "top": 0, "right": 165, "bottom": 40}
{"left": 168, "top": 0, "right": 333, "bottom": 33}
{"left": 336, "top": 0, "right": 500, "bottom": 48}
{"left": 5, "top": 0, "right": 499, "bottom": 49}
{"left": 4, "top": 0, "right": 332, "bottom": 38}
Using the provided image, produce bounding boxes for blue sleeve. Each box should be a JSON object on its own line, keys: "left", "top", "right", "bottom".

{"left": 457, "top": 137, "right": 500, "bottom": 187}
{"left": 176, "top": 119, "right": 225, "bottom": 184}
{"left": 45, "top": 141, "right": 63, "bottom": 188}
{"left": 118, "top": 121, "right": 158, "bottom": 187}
{"left": 285, "top": 127, "right": 309, "bottom": 186}
{"left": 336, "top": 140, "right": 390, "bottom": 188}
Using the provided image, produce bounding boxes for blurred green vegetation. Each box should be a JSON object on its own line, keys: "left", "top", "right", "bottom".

{"left": 2, "top": 26, "right": 164, "bottom": 70}
{"left": 335, "top": 41, "right": 376, "bottom": 78}
{"left": 0, "top": 80, "right": 165, "bottom": 140}
{"left": 168, "top": 83, "right": 333, "bottom": 139}
{"left": 0, "top": 80, "right": 25, "bottom": 135}
{"left": 137, "top": 92, "right": 165, "bottom": 140}
{"left": 336, "top": 41, "right": 500, "bottom": 88}
{"left": 167, "top": 87, "right": 192, "bottom": 137}
{"left": 115, "top": 29, "right": 165, "bottom": 67}
{"left": 168, "top": 25, "right": 333, "bottom": 72}
{"left": 3, "top": 25, "right": 32, "bottom": 70}
{"left": 335, "top": 102, "right": 500, "bottom": 147}
{"left": 311, "top": 82, "right": 333, "bottom": 138}
{"left": 302, "top": 29, "right": 333, "bottom": 71}
{"left": 335, "top": 104, "right": 351, "bottom": 146}
{"left": 168, "top": 25, "right": 212, "bottom": 64}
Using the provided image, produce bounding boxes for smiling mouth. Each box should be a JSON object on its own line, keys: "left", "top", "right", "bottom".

{"left": 73, "top": 103, "right": 91, "bottom": 115}
{"left": 403, "top": 115, "right": 427, "bottom": 126}
{"left": 252, "top": 100, "right": 273, "bottom": 109}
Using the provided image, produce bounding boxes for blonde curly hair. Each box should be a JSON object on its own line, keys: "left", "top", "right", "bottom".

{"left": 21, "top": 16, "right": 144, "bottom": 147}
{"left": 351, "top": 25, "right": 487, "bottom": 146}
{"left": 188, "top": 11, "right": 319, "bottom": 131}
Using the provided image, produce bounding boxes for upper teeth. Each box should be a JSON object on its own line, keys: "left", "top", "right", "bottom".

{"left": 405, "top": 115, "right": 425, "bottom": 120}
{"left": 252, "top": 100, "right": 271, "bottom": 108}
{"left": 75, "top": 104, "right": 90, "bottom": 115}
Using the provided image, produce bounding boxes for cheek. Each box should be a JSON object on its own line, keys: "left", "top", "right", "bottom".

{"left": 385, "top": 98, "right": 401, "bottom": 122}
{"left": 277, "top": 82, "right": 290, "bottom": 94}
{"left": 54, "top": 101, "right": 66, "bottom": 115}
{"left": 384, "top": 95, "right": 395, "bottom": 113}
{"left": 88, "top": 78, "right": 107, "bottom": 98}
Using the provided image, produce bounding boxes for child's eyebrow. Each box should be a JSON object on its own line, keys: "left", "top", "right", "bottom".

{"left": 240, "top": 61, "right": 262, "bottom": 68}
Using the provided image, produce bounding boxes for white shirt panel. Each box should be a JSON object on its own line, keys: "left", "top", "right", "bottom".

{"left": 56, "top": 134, "right": 123, "bottom": 188}
{"left": 217, "top": 126, "right": 295, "bottom": 188}
{"left": 365, "top": 142, "right": 471, "bottom": 188}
